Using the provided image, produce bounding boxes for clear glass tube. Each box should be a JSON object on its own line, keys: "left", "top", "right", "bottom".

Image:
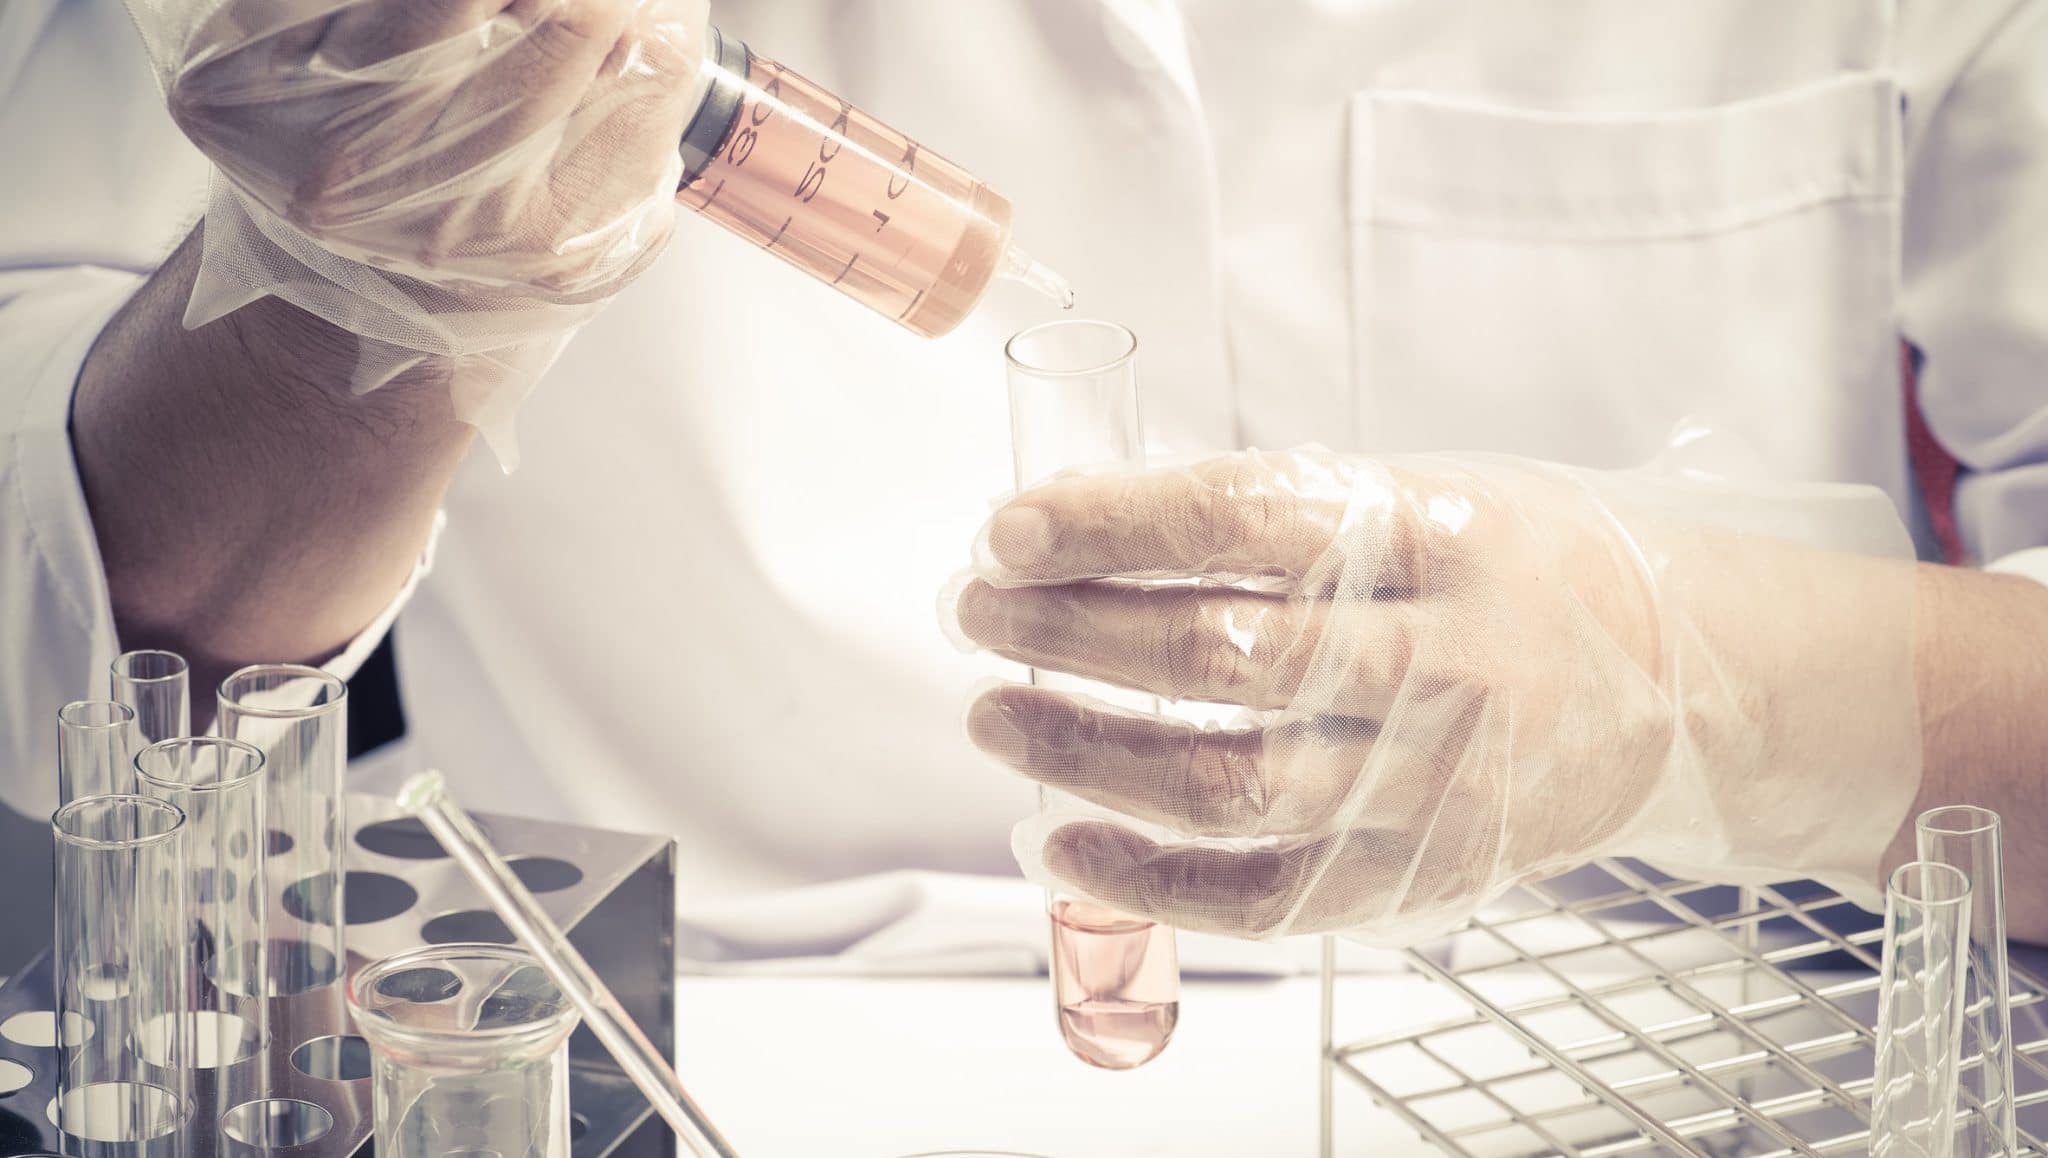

{"left": 675, "top": 28, "right": 1070, "bottom": 339}
{"left": 397, "top": 770, "right": 737, "bottom": 1158}
{"left": 134, "top": 737, "right": 270, "bottom": 1146}
{"left": 58, "top": 701, "right": 138, "bottom": 805}
{"left": 1873, "top": 861, "right": 1972, "bottom": 1158}
{"left": 1004, "top": 319, "right": 1180, "bottom": 1071}
{"left": 1916, "top": 807, "right": 2017, "bottom": 1157}
{"left": 348, "top": 945, "right": 581, "bottom": 1158}
{"left": 51, "top": 794, "right": 191, "bottom": 1154}
{"left": 111, "top": 651, "right": 191, "bottom": 748}
{"left": 216, "top": 666, "right": 347, "bottom": 999}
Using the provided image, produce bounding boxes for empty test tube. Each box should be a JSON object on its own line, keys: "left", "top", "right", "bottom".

{"left": 51, "top": 794, "right": 192, "bottom": 1154}
{"left": 135, "top": 737, "right": 271, "bottom": 1149}
{"left": 217, "top": 665, "right": 347, "bottom": 1001}
{"left": 1917, "top": 807, "right": 2017, "bottom": 1157}
{"left": 1872, "top": 861, "right": 1972, "bottom": 1158}
{"left": 111, "top": 649, "right": 191, "bottom": 746}
{"left": 58, "top": 700, "right": 138, "bottom": 804}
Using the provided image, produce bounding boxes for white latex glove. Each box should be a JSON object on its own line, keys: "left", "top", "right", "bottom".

{"left": 950, "top": 449, "right": 1922, "bottom": 945}
{"left": 123, "top": 0, "right": 709, "bottom": 464}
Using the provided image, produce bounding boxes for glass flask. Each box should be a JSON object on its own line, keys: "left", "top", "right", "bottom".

{"left": 1872, "top": 861, "right": 1972, "bottom": 1158}
{"left": 216, "top": 666, "right": 347, "bottom": 999}
{"left": 1916, "top": 807, "right": 2017, "bottom": 1157}
{"left": 133, "top": 738, "right": 270, "bottom": 1145}
{"left": 1003, "top": 319, "right": 1180, "bottom": 1070}
{"left": 51, "top": 794, "right": 191, "bottom": 1155}
{"left": 57, "top": 701, "right": 138, "bottom": 805}
{"left": 109, "top": 651, "right": 190, "bottom": 748}
{"left": 349, "top": 945, "right": 582, "bottom": 1158}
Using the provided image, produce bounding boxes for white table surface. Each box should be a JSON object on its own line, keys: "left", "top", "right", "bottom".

{"left": 674, "top": 974, "right": 1461, "bottom": 1157}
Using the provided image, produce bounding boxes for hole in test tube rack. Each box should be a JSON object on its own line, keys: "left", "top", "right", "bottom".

{"left": 0, "top": 1012, "right": 92, "bottom": 1049}
{"left": 220, "top": 1098, "right": 334, "bottom": 1146}
{"left": 135, "top": 1010, "right": 262, "bottom": 1068}
{"left": 0, "top": 1107, "right": 44, "bottom": 1151}
{"left": 507, "top": 856, "right": 584, "bottom": 893}
{"left": 0, "top": 1060, "right": 30, "bottom": 1097}
{"left": 356, "top": 816, "right": 481, "bottom": 860}
{"left": 223, "top": 827, "right": 289, "bottom": 861}
{"left": 47, "top": 1081, "right": 182, "bottom": 1143}
{"left": 420, "top": 909, "right": 519, "bottom": 946}
{"left": 282, "top": 870, "right": 419, "bottom": 925}
{"left": 570, "top": 1113, "right": 589, "bottom": 1141}
{"left": 375, "top": 966, "right": 463, "bottom": 1004}
{"left": 292, "top": 1035, "right": 373, "bottom": 1081}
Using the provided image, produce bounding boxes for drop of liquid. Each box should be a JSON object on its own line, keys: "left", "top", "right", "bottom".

{"left": 1049, "top": 898, "right": 1179, "bottom": 1070}
{"left": 1000, "top": 246, "right": 1076, "bottom": 312}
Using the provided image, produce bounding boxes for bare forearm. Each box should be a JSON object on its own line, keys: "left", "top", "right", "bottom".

{"left": 1884, "top": 563, "right": 2048, "bottom": 941}
{"left": 72, "top": 228, "right": 475, "bottom": 723}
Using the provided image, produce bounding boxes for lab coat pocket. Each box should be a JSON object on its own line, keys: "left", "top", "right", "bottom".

{"left": 1347, "top": 75, "right": 1902, "bottom": 487}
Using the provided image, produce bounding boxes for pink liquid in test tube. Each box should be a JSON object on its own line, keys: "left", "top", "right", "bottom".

{"left": 1004, "top": 318, "right": 1183, "bottom": 1071}
{"left": 1050, "top": 899, "right": 1180, "bottom": 1070}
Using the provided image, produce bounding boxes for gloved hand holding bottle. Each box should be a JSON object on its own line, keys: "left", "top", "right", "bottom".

{"left": 951, "top": 448, "right": 1925, "bottom": 945}
{"left": 122, "top": 0, "right": 710, "bottom": 461}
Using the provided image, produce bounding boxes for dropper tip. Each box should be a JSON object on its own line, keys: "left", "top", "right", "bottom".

{"left": 1001, "top": 245, "right": 1076, "bottom": 311}
{"left": 396, "top": 769, "right": 447, "bottom": 816}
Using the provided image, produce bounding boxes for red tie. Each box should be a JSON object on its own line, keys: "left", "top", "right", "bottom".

{"left": 1902, "top": 339, "right": 1966, "bottom": 565}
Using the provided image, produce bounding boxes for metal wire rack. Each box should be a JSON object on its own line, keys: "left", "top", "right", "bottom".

{"left": 1320, "top": 858, "right": 2048, "bottom": 1156}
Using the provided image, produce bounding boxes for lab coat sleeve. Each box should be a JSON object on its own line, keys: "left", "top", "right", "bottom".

{"left": 1903, "top": 1, "right": 2048, "bottom": 566}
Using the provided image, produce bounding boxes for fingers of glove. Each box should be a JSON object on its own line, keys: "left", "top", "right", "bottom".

{"left": 969, "top": 684, "right": 1356, "bottom": 838}
{"left": 1043, "top": 823, "right": 1314, "bottom": 937}
{"left": 976, "top": 451, "right": 1398, "bottom": 587}
{"left": 320, "top": 0, "right": 524, "bottom": 70}
{"left": 335, "top": 1, "right": 636, "bottom": 195}
{"left": 1043, "top": 821, "right": 1495, "bottom": 938}
{"left": 954, "top": 579, "right": 1420, "bottom": 716}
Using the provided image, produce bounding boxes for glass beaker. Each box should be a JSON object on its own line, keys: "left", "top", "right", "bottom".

{"left": 216, "top": 666, "right": 346, "bottom": 999}
{"left": 134, "top": 738, "right": 270, "bottom": 1144}
{"left": 110, "top": 651, "right": 191, "bottom": 748}
{"left": 349, "top": 945, "right": 582, "bottom": 1158}
{"left": 1872, "top": 861, "right": 1972, "bottom": 1158}
{"left": 58, "top": 701, "right": 138, "bottom": 804}
{"left": 1003, "top": 319, "right": 1181, "bottom": 1070}
{"left": 51, "top": 794, "right": 191, "bottom": 1155}
{"left": 1916, "top": 807, "right": 2017, "bottom": 1157}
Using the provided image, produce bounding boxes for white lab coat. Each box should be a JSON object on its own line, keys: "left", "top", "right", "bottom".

{"left": 4, "top": 0, "right": 2047, "bottom": 971}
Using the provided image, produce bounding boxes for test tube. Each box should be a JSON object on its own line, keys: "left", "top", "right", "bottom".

{"left": 110, "top": 651, "right": 191, "bottom": 747}
{"left": 134, "top": 738, "right": 270, "bottom": 1148}
{"left": 51, "top": 794, "right": 191, "bottom": 1154}
{"left": 1004, "top": 319, "right": 1181, "bottom": 1071}
{"left": 216, "top": 666, "right": 347, "bottom": 1000}
{"left": 58, "top": 701, "right": 139, "bottom": 804}
{"left": 676, "top": 27, "right": 1072, "bottom": 339}
{"left": 1872, "top": 861, "right": 1972, "bottom": 1158}
{"left": 350, "top": 945, "right": 580, "bottom": 1158}
{"left": 1916, "top": 807, "right": 2017, "bottom": 1157}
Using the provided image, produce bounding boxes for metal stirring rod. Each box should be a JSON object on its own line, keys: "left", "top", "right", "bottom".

{"left": 397, "top": 770, "right": 738, "bottom": 1158}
